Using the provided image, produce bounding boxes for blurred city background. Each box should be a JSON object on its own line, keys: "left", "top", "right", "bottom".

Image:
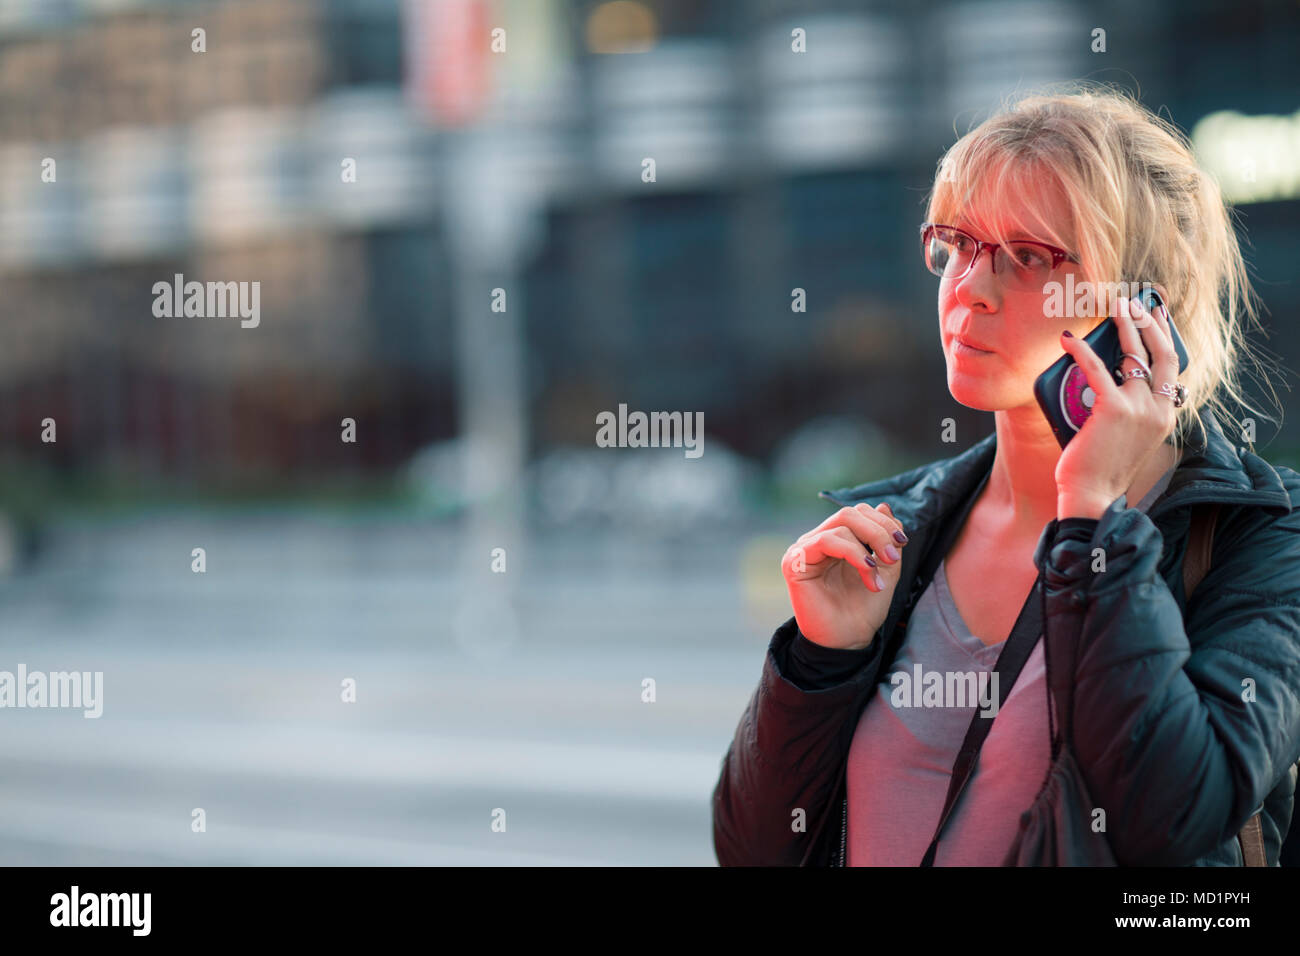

{"left": 0, "top": 0, "right": 1298, "bottom": 865}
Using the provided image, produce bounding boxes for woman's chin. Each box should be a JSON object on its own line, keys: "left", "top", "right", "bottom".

{"left": 946, "top": 375, "right": 1004, "bottom": 411}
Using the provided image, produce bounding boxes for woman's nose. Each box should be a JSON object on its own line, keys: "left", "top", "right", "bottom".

{"left": 954, "top": 247, "right": 1001, "bottom": 309}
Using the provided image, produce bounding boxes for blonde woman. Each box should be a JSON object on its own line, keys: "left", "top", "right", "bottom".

{"left": 712, "top": 84, "right": 1300, "bottom": 866}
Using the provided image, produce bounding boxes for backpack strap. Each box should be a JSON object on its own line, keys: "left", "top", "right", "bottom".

{"left": 1183, "top": 504, "right": 1269, "bottom": 866}
{"left": 1182, "top": 502, "right": 1220, "bottom": 602}
{"left": 1239, "top": 815, "right": 1268, "bottom": 868}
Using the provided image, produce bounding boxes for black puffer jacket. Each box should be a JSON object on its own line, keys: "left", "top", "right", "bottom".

{"left": 713, "top": 412, "right": 1300, "bottom": 866}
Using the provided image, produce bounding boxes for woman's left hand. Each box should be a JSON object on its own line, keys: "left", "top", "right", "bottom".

{"left": 1054, "top": 291, "right": 1180, "bottom": 520}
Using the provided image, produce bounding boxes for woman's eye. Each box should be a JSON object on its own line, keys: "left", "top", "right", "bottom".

{"left": 1013, "top": 246, "right": 1049, "bottom": 268}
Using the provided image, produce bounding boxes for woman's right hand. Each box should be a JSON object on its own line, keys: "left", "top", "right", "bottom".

{"left": 781, "top": 502, "right": 909, "bottom": 651}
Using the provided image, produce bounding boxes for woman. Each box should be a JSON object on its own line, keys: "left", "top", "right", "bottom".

{"left": 712, "top": 85, "right": 1300, "bottom": 866}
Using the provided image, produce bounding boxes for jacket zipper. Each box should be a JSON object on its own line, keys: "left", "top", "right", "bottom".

{"left": 837, "top": 794, "right": 847, "bottom": 866}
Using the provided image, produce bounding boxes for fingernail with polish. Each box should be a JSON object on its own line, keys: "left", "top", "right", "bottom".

{"left": 885, "top": 545, "right": 900, "bottom": 562}
{"left": 893, "top": 530, "right": 908, "bottom": 544}
{"left": 1062, "top": 330, "right": 1073, "bottom": 338}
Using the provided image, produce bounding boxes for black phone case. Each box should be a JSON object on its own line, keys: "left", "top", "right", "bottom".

{"left": 1033, "top": 287, "right": 1189, "bottom": 449}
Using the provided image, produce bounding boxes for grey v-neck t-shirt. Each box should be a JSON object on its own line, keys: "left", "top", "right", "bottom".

{"left": 844, "top": 457, "right": 1180, "bottom": 866}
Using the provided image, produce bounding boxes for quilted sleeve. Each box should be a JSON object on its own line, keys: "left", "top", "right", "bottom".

{"left": 711, "top": 616, "right": 882, "bottom": 866}
{"left": 1032, "top": 494, "right": 1300, "bottom": 866}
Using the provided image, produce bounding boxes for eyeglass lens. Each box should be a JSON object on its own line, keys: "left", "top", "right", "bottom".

{"left": 925, "top": 227, "right": 1056, "bottom": 288}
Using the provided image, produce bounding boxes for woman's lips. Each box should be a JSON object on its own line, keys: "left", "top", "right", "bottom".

{"left": 954, "top": 339, "right": 994, "bottom": 355}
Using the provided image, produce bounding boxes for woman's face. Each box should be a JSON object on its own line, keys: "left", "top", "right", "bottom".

{"left": 938, "top": 193, "right": 1095, "bottom": 414}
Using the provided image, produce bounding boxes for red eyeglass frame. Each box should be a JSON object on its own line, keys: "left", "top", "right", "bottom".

{"left": 919, "top": 222, "right": 1079, "bottom": 278}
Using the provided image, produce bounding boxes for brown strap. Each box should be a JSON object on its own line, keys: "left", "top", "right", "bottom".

{"left": 1182, "top": 502, "right": 1220, "bottom": 601}
{"left": 1183, "top": 505, "right": 1268, "bottom": 865}
{"left": 1239, "top": 814, "right": 1268, "bottom": 867}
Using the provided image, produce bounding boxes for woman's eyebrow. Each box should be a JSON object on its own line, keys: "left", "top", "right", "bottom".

{"left": 955, "top": 220, "right": 1041, "bottom": 242}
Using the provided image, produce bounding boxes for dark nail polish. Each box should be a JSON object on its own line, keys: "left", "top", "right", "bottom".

{"left": 863, "top": 553, "right": 877, "bottom": 568}
{"left": 1063, "top": 330, "right": 1073, "bottom": 338}
{"left": 893, "top": 530, "right": 908, "bottom": 544}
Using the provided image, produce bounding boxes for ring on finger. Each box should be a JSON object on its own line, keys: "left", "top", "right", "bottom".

{"left": 1120, "top": 351, "right": 1151, "bottom": 377}
{"left": 1112, "top": 350, "right": 1152, "bottom": 386}
{"left": 1154, "top": 381, "right": 1188, "bottom": 407}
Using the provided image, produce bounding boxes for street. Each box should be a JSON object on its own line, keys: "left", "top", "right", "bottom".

{"left": 0, "top": 512, "right": 798, "bottom": 866}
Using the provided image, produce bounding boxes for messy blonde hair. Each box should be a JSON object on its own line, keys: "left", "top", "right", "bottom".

{"left": 924, "top": 81, "right": 1285, "bottom": 452}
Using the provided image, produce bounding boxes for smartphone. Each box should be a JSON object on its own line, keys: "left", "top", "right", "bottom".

{"left": 1033, "top": 286, "right": 1189, "bottom": 450}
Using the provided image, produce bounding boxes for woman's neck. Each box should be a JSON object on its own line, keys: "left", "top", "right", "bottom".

{"left": 983, "top": 405, "right": 1180, "bottom": 537}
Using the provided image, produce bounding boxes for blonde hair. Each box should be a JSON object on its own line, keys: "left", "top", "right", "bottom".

{"left": 924, "top": 81, "right": 1285, "bottom": 452}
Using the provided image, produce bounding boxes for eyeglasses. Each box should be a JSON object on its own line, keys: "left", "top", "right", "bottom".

{"left": 920, "top": 222, "right": 1079, "bottom": 291}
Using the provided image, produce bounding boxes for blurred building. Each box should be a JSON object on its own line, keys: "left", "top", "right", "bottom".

{"left": 0, "top": 0, "right": 1296, "bottom": 494}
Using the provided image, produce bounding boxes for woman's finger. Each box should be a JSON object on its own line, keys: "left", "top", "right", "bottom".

{"left": 1112, "top": 296, "right": 1158, "bottom": 401}
{"left": 787, "top": 528, "right": 884, "bottom": 590}
{"left": 1113, "top": 295, "right": 1149, "bottom": 375}
{"left": 872, "top": 501, "right": 905, "bottom": 535}
{"left": 1061, "top": 327, "right": 1121, "bottom": 405}
{"left": 799, "top": 504, "right": 906, "bottom": 564}
{"left": 1136, "top": 297, "right": 1181, "bottom": 427}
{"left": 1129, "top": 295, "right": 1176, "bottom": 382}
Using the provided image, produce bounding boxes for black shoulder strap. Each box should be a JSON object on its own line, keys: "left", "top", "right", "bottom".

{"left": 901, "top": 465, "right": 1047, "bottom": 867}
{"left": 878, "top": 463, "right": 1019, "bottom": 868}
{"left": 919, "top": 572, "right": 1044, "bottom": 866}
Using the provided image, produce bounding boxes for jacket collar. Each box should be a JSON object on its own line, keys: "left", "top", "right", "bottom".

{"left": 819, "top": 411, "right": 1293, "bottom": 533}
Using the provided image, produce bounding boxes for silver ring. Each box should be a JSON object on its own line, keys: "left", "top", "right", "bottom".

{"left": 1154, "top": 382, "right": 1188, "bottom": 407}
{"left": 1121, "top": 367, "right": 1151, "bottom": 383}
{"left": 1120, "top": 351, "right": 1152, "bottom": 378}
